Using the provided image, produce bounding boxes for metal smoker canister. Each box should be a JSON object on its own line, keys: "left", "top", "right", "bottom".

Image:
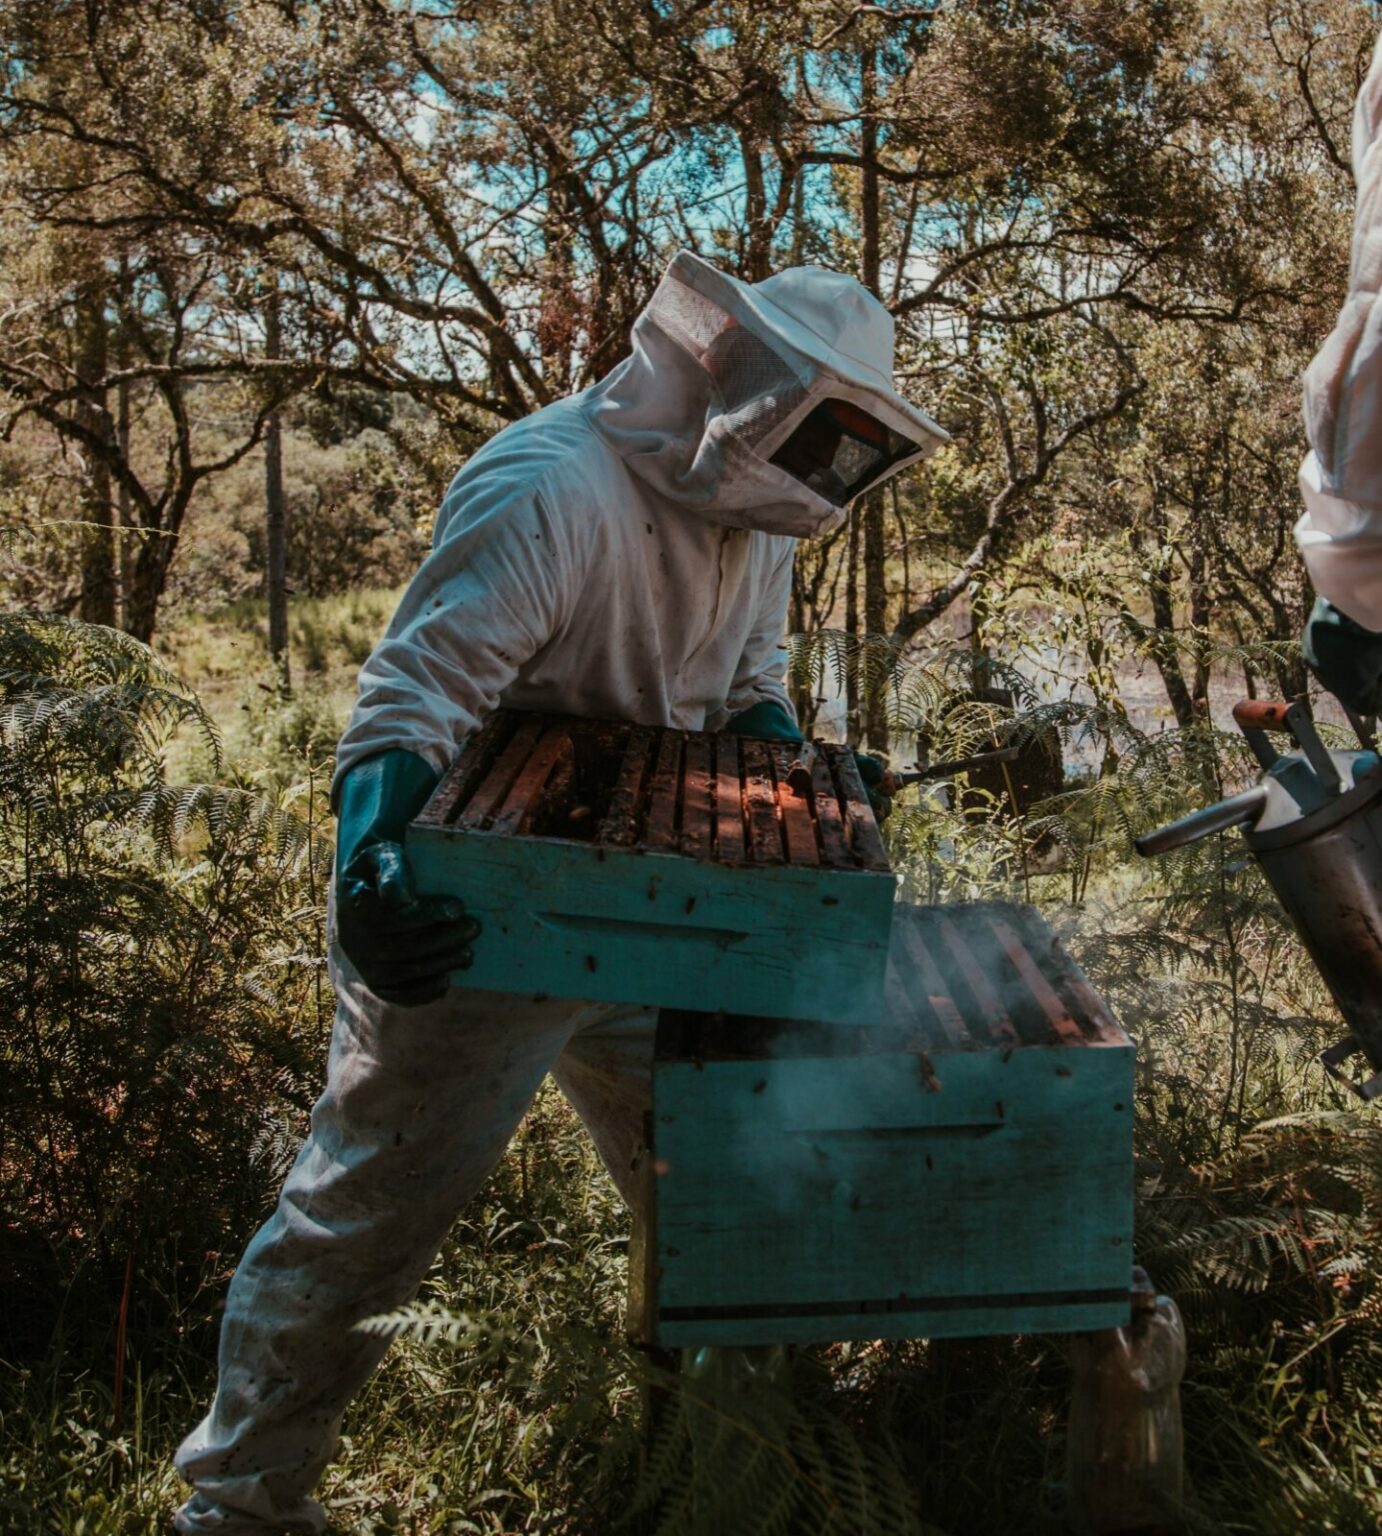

{"left": 1137, "top": 699, "right": 1382, "bottom": 1101}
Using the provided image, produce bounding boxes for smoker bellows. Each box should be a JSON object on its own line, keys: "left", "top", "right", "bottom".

{"left": 406, "top": 709, "right": 895, "bottom": 1020}
{"left": 629, "top": 900, "right": 1135, "bottom": 1348}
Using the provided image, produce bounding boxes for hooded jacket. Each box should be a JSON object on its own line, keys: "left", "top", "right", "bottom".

{"left": 333, "top": 254, "right": 945, "bottom": 792}
{"left": 1297, "top": 30, "right": 1382, "bottom": 627}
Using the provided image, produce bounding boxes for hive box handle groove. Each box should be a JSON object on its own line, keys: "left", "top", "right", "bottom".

{"left": 536, "top": 911, "right": 750, "bottom": 949}
{"left": 789, "top": 1123, "right": 1006, "bottom": 1140}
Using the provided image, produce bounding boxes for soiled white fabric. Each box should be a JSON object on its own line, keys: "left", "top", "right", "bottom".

{"left": 333, "top": 251, "right": 946, "bottom": 792}
{"left": 174, "top": 919, "right": 657, "bottom": 1535}
{"left": 176, "top": 255, "right": 945, "bottom": 1533}
{"left": 1297, "top": 32, "right": 1382, "bottom": 628}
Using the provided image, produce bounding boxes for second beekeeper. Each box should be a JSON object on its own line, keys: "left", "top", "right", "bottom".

{"left": 1299, "top": 31, "right": 1382, "bottom": 711}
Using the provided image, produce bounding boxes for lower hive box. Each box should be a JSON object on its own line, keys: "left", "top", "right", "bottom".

{"left": 629, "top": 899, "right": 1135, "bottom": 1348}
{"left": 406, "top": 709, "right": 896, "bottom": 1020}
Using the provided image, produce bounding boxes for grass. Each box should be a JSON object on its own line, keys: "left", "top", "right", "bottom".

{"left": 157, "top": 588, "right": 403, "bottom": 786}
{"left": 9, "top": 591, "right": 1382, "bottom": 1534}
{"left": 159, "top": 588, "right": 403, "bottom": 689}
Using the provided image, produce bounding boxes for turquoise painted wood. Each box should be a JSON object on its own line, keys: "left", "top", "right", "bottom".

{"left": 405, "top": 711, "right": 897, "bottom": 1022}
{"left": 406, "top": 830, "right": 896, "bottom": 1022}
{"left": 629, "top": 901, "right": 1136, "bottom": 1348}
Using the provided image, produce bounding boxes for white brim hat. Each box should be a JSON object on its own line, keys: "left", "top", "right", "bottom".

{"left": 667, "top": 250, "right": 950, "bottom": 459}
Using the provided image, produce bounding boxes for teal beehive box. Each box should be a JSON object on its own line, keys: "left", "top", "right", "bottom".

{"left": 406, "top": 709, "right": 896, "bottom": 1021}
{"left": 629, "top": 900, "right": 1135, "bottom": 1348}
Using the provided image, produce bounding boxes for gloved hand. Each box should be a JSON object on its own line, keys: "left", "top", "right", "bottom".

{"left": 725, "top": 699, "right": 804, "bottom": 742}
{"left": 1303, "top": 596, "right": 1382, "bottom": 718}
{"left": 334, "top": 748, "right": 480, "bottom": 1006}
{"left": 851, "top": 750, "right": 896, "bottom": 824}
{"left": 725, "top": 702, "right": 895, "bottom": 822}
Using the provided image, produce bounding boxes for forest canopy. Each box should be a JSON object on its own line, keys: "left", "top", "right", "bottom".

{"left": 1, "top": 0, "right": 1371, "bottom": 728}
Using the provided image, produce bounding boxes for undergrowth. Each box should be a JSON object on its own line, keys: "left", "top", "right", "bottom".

{"left": 5, "top": 612, "right": 1382, "bottom": 1533}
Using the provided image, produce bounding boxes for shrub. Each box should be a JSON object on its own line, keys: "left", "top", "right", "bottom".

{"left": 0, "top": 615, "right": 333, "bottom": 1357}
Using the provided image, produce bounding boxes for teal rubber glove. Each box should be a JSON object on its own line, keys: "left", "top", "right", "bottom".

{"left": 725, "top": 699, "right": 804, "bottom": 742}
{"left": 334, "top": 748, "right": 480, "bottom": 1006}
{"left": 1303, "top": 597, "right": 1382, "bottom": 718}
{"left": 725, "top": 702, "right": 894, "bottom": 822}
{"left": 851, "top": 749, "right": 895, "bottom": 823}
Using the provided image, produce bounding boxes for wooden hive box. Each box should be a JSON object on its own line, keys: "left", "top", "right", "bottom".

{"left": 629, "top": 900, "right": 1135, "bottom": 1348}
{"left": 406, "top": 709, "right": 896, "bottom": 1021}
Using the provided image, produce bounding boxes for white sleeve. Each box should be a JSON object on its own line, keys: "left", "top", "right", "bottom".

{"left": 331, "top": 464, "right": 587, "bottom": 797}
{"left": 721, "top": 537, "right": 798, "bottom": 723}
{"left": 1297, "top": 30, "right": 1382, "bottom": 628}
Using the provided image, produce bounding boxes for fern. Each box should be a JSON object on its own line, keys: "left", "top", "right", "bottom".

{"left": 0, "top": 615, "right": 330, "bottom": 1355}
{"left": 361, "top": 1304, "right": 940, "bottom": 1536}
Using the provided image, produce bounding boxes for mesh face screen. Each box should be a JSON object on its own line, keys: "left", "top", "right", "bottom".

{"left": 648, "top": 276, "right": 812, "bottom": 448}
{"left": 770, "top": 398, "right": 916, "bottom": 506}
{"left": 646, "top": 273, "right": 917, "bottom": 503}
{"left": 648, "top": 272, "right": 735, "bottom": 355}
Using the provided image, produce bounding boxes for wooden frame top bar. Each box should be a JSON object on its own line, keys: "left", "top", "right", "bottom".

{"left": 657, "top": 899, "right": 1124, "bottom": 1058}
{"left": 420, "top": 708, "right": 891, "bottom": 874}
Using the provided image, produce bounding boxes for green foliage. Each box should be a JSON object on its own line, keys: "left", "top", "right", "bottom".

{"left": 292, "top": 587, "right": 398, "bottom": 676}
{"left": 229, "top": 671, "right": 343, "bottom": 792}
{"left": 627, "top": 1353, "right": 936, "bottom": 1536}
{"left": 10, "top": 599, "right": 1382, "bottom": 1535}
{"left": 0, "top": 615, "right": 332, "bottom": 1357}
{"left": 172, "top": 427, "right": 432, "bottom": 611}
{"left": 354, "top": 1313, "right": 941, "bottom": 1536}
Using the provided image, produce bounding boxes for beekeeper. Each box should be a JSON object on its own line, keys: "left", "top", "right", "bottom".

{"left": 1299, "top": 32, "right": 1382, "bottom": 709}
{"left": 173, "top": 251, "right": 946, "bottom": 1535}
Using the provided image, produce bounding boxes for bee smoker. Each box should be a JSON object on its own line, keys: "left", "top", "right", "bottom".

{"left": 1136, "top": 699, "right": 1382, "bottom": 1101}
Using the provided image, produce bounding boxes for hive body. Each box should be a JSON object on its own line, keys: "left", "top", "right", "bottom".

{"left": 406, "top": 710, "right": 895, "bottom": 1021}
{"left": 630, "top": 901, "right": 1135, "bottom": 1347}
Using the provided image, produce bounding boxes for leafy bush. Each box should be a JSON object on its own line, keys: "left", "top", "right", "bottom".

{"left": 166, "top": 427, "right": 432, "bottom": 613}
{"left": 0, "top": 615, "right": 333, "bottom": 1357}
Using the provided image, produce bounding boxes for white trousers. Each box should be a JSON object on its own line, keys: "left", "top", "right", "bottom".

{"left": 173, "top": 933, "right": 655, "bottom": 1535}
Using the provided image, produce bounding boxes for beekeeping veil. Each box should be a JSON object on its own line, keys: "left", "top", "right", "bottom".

{"left": 583, "top": 251, "right": 949, "bottom": 539}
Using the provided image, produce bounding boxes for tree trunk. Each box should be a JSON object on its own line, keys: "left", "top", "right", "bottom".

{"left": 115, "top": 258, "right": 133, "bottom": 631}
{"left": 740, "top": 132, "right": 771, "bottom": 281}
{"left": 116, "top": 375, "right": 132, "bottom": 630}
{"left": 124, "top": 531, "right": 173, "bottom": 644}
{"left": 859, "top": 45, "right": 889, "bottom": 751}
{"left": 75, "top": 283, "right": 116, "bottom": 627}
{"left": 539, "top": 133, "right": 577, "bottom": 394}
{"left": 1141, "top": 489, "right": 1198, "bottom": 732}
{"left": 264, "top": 293, "right": 290, "bottom": 686}
{"left": 863, "top": 491, "right": 888, "bottom": 748}
{"left": 1188, "top": 491, "right": 1211, "bottom": 713}
{"left": 846, "top": 504, "right": 861, "bottom": 742}
{"left": 790, "top": 163, "right": 806, "bottom": 268}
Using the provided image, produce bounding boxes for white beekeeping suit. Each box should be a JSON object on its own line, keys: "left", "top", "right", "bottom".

{"left": 1297, "top": 31, "right": 1382, "bottom": 627}
{"left": 332, "top": 250, "right": 947, "bottom": 786}
{"left": 173, "top": 252, "right": 946, "bottom": 1536}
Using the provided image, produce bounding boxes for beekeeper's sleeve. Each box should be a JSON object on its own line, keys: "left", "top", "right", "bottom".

{"left": 331, "top": 463, "right": 590, "bottom": 801}
{"left": 722, "top": 537, "right": 798, "bottom": 723}
{"left": 1297, "top": 32, "right": 1382, "bottom": 628}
